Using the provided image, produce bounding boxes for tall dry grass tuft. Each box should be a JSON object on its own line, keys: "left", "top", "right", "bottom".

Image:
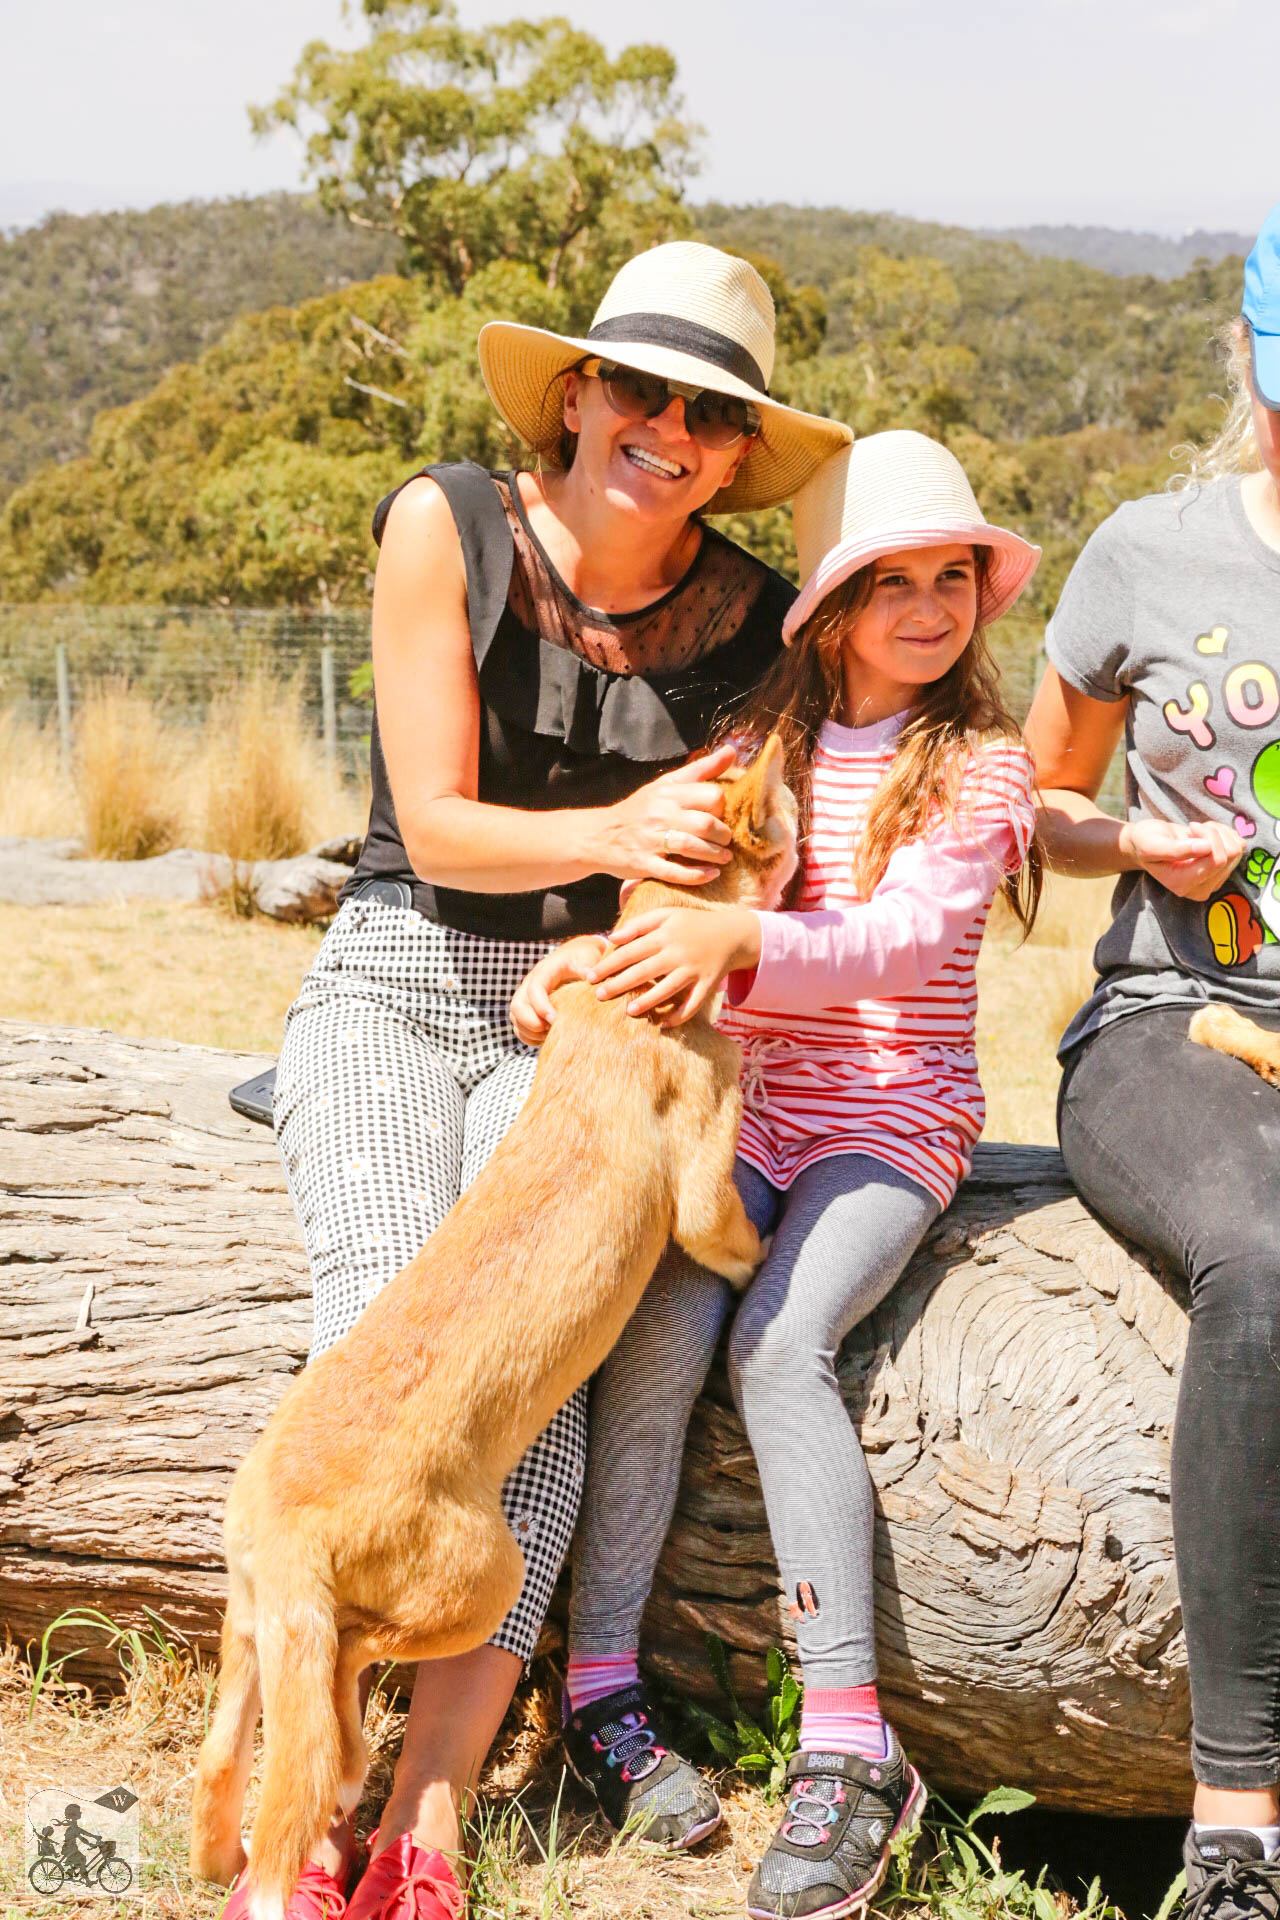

{"left": 190, "top": 671, "right": 333, "bottom": 916}
{"left": 0, "top": 707, "right": 78, "bottom": 838}
{"left": 198, "top": 670, "right": 327, "bottom": 866}
{"left": 75, "top": 683, "right": 185, "bottom": 860}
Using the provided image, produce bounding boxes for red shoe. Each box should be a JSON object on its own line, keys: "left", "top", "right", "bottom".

{"left": 346, "top": 1831, "right": 463, "bottom": 1920}
{"left": 219, "top": 1860, "right": 349, "bottom": 1920}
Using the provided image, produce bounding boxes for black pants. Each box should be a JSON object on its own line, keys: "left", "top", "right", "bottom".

{"left": 1059, "top": 1003, "right": 1280, "bottom": 1790}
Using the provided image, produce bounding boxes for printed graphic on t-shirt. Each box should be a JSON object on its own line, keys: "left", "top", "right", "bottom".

{"left": 1161, "top": 629, "right": 1280, "bottom": 967}
{"left": 1045, "top": 480, "right": 1280, "bottom": 1058}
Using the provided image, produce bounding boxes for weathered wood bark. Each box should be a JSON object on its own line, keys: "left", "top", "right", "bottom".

{"left": 0, "top": 1020, "right": 1191, "bottom": 1814}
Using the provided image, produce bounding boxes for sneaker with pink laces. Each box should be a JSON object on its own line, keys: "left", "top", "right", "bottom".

{"left": 345, "top": 1831, "right": 464, "bottom": 1920}
{"left": 219, "top": 1860, "right": 349, "bottom": 1920}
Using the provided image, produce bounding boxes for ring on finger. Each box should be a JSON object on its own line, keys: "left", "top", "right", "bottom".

{"left": 663, "top": 829, "right": 677, "bottom": 855}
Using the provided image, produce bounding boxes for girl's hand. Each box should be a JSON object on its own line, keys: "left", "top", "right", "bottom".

{"left": 589, "top": 746, "right": 738, "bottom": 886}
{"left": 589, "top": 907, "right": 762, "bottom": 1027}
{"left": 1120, "top": 818, "right": 1246, "bottom": 901}
{"left": 511, "top": 936, "right": 608, "bottom": 1045}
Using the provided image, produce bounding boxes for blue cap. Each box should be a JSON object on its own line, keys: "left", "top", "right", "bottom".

{"left": 1244, "top": 202, "right": 1280, "bottom": 411}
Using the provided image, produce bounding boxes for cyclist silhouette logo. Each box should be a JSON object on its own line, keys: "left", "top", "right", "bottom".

{"left": 25, "top": 1785, "right": 139, "bottom": 1899}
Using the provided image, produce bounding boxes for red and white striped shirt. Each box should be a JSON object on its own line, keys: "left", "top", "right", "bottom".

{"left": 719, "top": 714, "right": 1036, "bottom": 1210}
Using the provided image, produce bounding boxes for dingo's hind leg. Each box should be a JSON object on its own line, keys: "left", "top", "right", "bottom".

{"left": 189, "top": 1588, "right": 260, "bottom": 1886}
{"left": 334, "top": 1641, "right": 369, "bottom": 1819}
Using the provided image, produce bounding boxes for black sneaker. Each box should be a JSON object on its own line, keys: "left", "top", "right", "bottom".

{"left": 747, "top": 1737, "right": 926, "bottom": 1919}
{"left": 1183, "top": 1828, "right": 1280, "bottom": 1920}
{"left": 562, "top": 1682, "right": 722, "bottom": 1848}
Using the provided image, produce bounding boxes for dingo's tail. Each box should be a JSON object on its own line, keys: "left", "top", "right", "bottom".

{"left": 241, "top": 1559, "right": 343, "bottom": 1920}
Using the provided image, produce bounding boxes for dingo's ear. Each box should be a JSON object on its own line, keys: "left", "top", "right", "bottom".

{"left": 745, "top": 733, "right": 786, "bottom": 831}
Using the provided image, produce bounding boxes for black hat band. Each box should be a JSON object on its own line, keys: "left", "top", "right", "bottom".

{"left": 586, "top": 313, "right": 768, "bottom": 395}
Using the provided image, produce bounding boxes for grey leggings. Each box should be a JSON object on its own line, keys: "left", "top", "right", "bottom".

{"left": 569, "top": 1152, "right": 938, "bottom": 1688}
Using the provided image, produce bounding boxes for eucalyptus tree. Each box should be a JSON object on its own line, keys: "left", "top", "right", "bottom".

{"left": 253, "top": 0, "right": 700, "bottom": 318}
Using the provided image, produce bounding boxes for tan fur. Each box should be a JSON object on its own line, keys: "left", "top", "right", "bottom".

{"left": 188, "top": 736, "right": 797, "bottom": 1917}
{"left": 1189, "top": 1003, "right": 1280, "bottom": 1086}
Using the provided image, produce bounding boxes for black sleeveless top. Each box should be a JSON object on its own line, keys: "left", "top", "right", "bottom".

{"left": 343, "top": 462, "right": 795, "bottom": 940}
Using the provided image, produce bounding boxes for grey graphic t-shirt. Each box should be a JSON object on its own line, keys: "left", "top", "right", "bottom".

{"left": 1046, "top": 477, "right": 1280, "bottom": 1057}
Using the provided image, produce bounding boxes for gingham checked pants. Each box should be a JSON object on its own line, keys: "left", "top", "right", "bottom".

{"left": 273, "top": 896, "right": 587, "bottom": 1663}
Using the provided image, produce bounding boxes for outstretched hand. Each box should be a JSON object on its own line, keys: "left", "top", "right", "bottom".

{"left": 589, "top": 905, "right": 762, "bottom": 1027}
{"left": 1121, "top": 818, "right": 1246, "bottom": 902}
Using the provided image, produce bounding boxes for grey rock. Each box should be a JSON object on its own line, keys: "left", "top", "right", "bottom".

{"left": 0, "top": 838, "right": 233, "bottom": 907}
{"left": 249, "top": 854, "right": 352, "bottom": 924}
{"left": 0, "top": 836, "right": 351, "bottom": 920}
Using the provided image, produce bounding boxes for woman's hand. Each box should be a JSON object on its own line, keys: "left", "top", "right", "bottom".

{"left": 589, "top": 906, "right": 762, "bottom": 1027}
{"left": 589, "top": 746, "right": 738, "bottom": 886}
{"left": 1119, "top": 818, "right": 1246, "bottom": 901}
{"left": 511, "top": 936, "right": 608, "bottom": 1045}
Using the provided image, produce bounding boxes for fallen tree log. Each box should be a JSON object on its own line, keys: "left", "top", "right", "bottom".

{"left": 0, "top": 1019, "right": 1191, "bottom": 1814}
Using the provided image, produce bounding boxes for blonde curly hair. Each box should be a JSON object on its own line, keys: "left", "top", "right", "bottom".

{"left": 1172, "top": 317, "right": 1263, "bottom": 490}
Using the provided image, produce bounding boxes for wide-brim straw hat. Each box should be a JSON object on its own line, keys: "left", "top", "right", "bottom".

{"left": 782, "top": 430, "right": 1041, "bottom": 641}
{"left": 477, "top": 241, "right": 852, "bottom": 513}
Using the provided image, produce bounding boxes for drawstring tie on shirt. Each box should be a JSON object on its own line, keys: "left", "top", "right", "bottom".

{"left": 739, "top": 1034, "right": 979, "bottom": 1116}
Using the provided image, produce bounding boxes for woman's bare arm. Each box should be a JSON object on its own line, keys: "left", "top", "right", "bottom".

{"left": 1024, "top": 666, "right": 1243, "bottom": 897}
{"left": 371, "top": 477, "right": 735, "bottom": 892}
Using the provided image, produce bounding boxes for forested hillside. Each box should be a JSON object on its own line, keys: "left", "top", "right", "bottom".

{"left": 0, "top": 196, "right": 398, "bottom": 497}
{"left": 0, "top": 191, "right": 1247, "bottom": 509}
{"left": 0, "top": 0, "right": 1253, "bottom": 623}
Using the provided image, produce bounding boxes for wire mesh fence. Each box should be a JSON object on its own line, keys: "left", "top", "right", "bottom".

{"left": 0, "top": 605, "right": 374, "bottom": 783}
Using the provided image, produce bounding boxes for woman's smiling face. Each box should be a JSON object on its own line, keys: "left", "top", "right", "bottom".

{"left": 560, "top": 369, "right": 751, "bottom": 520}
{"left": 839, "top": 544, "right": 979, "bottom": 712}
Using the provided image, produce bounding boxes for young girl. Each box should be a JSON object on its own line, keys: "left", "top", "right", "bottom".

{"left": 513, "top": 428, "right": 1041, "bottom": 1920}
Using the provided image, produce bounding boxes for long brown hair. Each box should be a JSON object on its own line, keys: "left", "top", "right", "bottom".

{"left": 721, "top": 549, "right": 1042, "bottom": 932}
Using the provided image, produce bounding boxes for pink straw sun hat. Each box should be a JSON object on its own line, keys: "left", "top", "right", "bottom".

{"left": 782, "top": 430, "right": 1041, "bottom": 643}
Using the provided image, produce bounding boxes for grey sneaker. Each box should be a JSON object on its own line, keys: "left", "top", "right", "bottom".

{"left": 1183, "top": 1829, "right": 1280, "bottom": 1920}
{"left": 747, "top": 1737, "right": 926, "bottom": 1919}
{"left": 562, "top": 1682, "right": 723, "bottom": 1849}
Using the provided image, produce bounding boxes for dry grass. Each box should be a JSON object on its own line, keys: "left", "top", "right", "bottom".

{"left": 2, "top": 1627, "right": 772, "bottom": 1920}
{"left": 74, "top": 683, "right": 186, "bottom": 861}
{"left": 0, "top": 709, "right": 77, "bottom": 839}
{"left": 4, "top": 1620, "right": 1143, "bottom": 1920}
{"left": 0, "top": 684, "right": 365, "bottom": 866}
{"left": 197, "top": 672, "right": 334, "bottom": 866}
{"left": 976, "top": 876, "right": 1114, "bottom": 1143}
{"left": 0, "top": 901, "right": 322, "bottom": 1054}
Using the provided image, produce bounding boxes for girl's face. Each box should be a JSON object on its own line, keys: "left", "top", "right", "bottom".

{"left": 839, "top": 544, "right": 978, "bottom": 712}
{"left": 560, "top": 369, "right": 752, "bottom": 522}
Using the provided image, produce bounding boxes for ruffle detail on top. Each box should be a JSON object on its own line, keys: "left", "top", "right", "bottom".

{"left": 474, "top": 598, "right": 787, "bottom": 763}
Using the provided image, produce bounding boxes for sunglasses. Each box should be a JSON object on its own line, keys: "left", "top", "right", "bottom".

{"left": 577, "top": 358, "right": 762, "bottom": 451}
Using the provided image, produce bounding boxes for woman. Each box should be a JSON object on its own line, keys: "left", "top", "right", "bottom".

{"left": 254, "top": 241, "right": 851, "bottom": 1920}
{"left": 1023, "top": 204, "right": 1280, "bottom": 1920}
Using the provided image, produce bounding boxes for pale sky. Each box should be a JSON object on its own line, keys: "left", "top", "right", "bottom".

{"left": 2, "top": 0, "right": 1275, "bottom": 238}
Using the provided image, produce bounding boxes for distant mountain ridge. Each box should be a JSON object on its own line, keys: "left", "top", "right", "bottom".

{"left": 979, "top": 223, "right": 1252, "bottom": 279}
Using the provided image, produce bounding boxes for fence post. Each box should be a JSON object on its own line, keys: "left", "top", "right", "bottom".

{"left": 55, "top": 643, "right": 73, "bottom": 776}
{"left": 321, "top": 645, "right": 337, "bottom": 778}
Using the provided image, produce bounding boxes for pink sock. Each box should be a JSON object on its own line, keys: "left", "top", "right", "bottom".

{"left": 564, "top": 1650, "right": 640, "bottom": 1714}
{"left": 799, "top": 1684, "right": 890, "bottom": 1760}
